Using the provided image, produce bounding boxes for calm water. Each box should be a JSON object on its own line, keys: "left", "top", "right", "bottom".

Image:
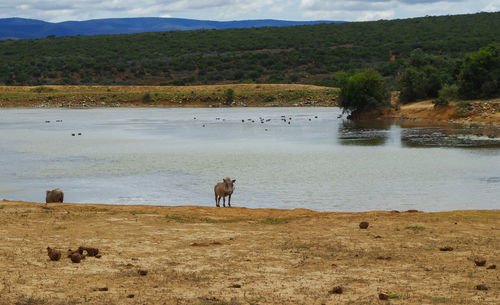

{"left": 0, "top": 107, "right": 499, "bottom": 211}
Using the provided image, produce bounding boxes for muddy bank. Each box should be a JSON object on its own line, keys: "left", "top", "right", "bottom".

{"left": 0, "top": 200, "right": 498, "bottom": 304}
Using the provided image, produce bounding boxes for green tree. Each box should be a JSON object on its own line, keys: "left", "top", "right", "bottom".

{"left": 458, "top": 43, "right": 500, "bottom": 99}
{"left": 339, "top": 70, "right": 390, "bottom": 116}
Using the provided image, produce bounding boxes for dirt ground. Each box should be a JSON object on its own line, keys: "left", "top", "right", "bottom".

{"left": 386, "top": 100, "right": 500, "bottom": 127}
{"left": 0, "top": 200, "right": 498, "bottom": 304}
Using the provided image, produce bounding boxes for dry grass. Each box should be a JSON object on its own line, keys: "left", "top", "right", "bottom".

{"left": 0, "top": 200, "right": 498, "bottom": 304}
{"left": 0, "top": 84, "right": 338, "bottom": 108}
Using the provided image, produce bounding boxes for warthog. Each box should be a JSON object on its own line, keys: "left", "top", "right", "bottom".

{"left": 46, "top": 188, "right": 64, "bottom": 203}
{"left": 214, "top": 177, "right": 236, "bottom": 207}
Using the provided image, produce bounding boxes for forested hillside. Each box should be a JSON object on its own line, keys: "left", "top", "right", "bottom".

{"left": 0, "top": 12, "right": 498, "bottom": 87}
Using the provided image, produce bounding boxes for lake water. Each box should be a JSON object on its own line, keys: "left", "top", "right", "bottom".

{"left": 0, "top": 107, "right": 499, "bottom": 211}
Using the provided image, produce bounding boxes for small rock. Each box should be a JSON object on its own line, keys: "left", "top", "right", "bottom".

{"left": 439, "top": 246, "right": 454, "bottom": 251}
{"left": 138, "top": 270, "right": 148, "bottom": 276}
{"left": 94, "top": 287, "right": 108, "bottom": 291}
{"left": 359, "top": 221, "right": 369, "bottom": 229}
{"left": 379, "top": 293, "right": 389, "bottom": 300}
{"left": 474, "top": 258, "right": 486, "bottom": 266}
{"left": 486, "top": 264, "right": 496, "bottom": 269}
{"left": 229, "top": 284, "right": 241, "bottom": 288}
{"left": 475, "top": 284, "right": 488, "bottom": 291}
{"left": 328, "top": 286, "right": 343, "bottom": 294}
{"left": 127, "top": 294, "right": 135, "bottom": 298}
{"left": 95, "top": 254, "right": 102, "bottom": 259}
{"left": 374, "top": 235, "right": 382, "bottom": 239}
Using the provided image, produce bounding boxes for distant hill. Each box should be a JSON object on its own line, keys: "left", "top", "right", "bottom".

{"left": 0, "top": 17, "right": 341, "bottom": 39}
{"left": 0, "top": 12, "right": 498, "bottom": 87}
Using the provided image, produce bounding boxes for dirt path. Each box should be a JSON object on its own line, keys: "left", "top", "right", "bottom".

{"left": 0, "top": 200, "right": 498, "bottom": 304}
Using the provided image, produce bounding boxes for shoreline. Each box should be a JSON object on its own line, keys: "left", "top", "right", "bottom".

{"left": 1, "top": 200, "right": 498, "bottom": 304}
{"left": 2, "top": 199, "right": 498, "bottom": 214}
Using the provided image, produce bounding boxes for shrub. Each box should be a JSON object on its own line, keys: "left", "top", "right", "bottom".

{"left": 141, "top": 91, "right": 152, "bottom": 103}
{"left": 458, "top": 43, "right": 500, "bottom": 99}
{"left": 224, "top": 88, "right": 234, "bottom": 105}
{"left": 433, "top": 84, "right": 459, "bottom": 106}
{"left": 339, "top": 70, "right": 390, "bottom": 116}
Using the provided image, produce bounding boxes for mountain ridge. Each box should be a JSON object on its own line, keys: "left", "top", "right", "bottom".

{"left": 0, "top": 17, "right": 342, "bottom": 39}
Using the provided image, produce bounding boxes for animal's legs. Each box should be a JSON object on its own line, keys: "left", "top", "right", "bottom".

{"left": 228, "top": 194, "right": 231, "bottom": 207}
{"left": 223, "top": 196, "right": 226, "bottom": 207}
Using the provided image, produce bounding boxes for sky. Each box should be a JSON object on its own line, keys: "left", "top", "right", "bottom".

{"left": 0, "top": 0, "right": 498, "bottom": 22}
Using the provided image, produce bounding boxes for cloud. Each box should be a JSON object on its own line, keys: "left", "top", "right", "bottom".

{"left": 0, "top": 0, "right": 497, "bottom": 22}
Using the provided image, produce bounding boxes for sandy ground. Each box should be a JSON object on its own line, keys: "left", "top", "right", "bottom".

{"left": 0, "top": 200, "right": 498, "bottom": 304}
{"left": 386, "top": 100, "right": 500, "bottom": 127}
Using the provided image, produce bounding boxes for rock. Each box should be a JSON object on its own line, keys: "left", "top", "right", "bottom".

{"left": 127, "top": 294, "right": 135, "bottom": 298}
{"left": 439, "top": 246, "right": 454, "bottom": 251}
{"left": 138, "top": 270, "right": 148, "bottom": 276}
{"left": 93, "top": 287, "right": 108, "bottom": 291}
{"left": 70, "top": 252, "right": 83, "bottom": 263}
{"left": 47, "top": 247, "right": 61, "bottom": 261}
{"left": 475, "top": 284, "right": 488, "bottom": 291}
{"left": 229, "top": 284, "right": 241, "bottom": 288}
{"left": 374, "top": 235, "right": 382, "bottom": 239}
{"left": 95, "top": 254, "right": 102, "bottom": 259}
{"left": 376, "top": 256, "right": 391, "bottom": 260}
{"left": 486, "top": 264, "right": 496, "bottom": 269}
{"left": 379, "top": 293, "right": 389, "bottom": 300}
{"left": 328, "top": 286, "right": 343, "bottom": 294}
{"left": 474, "top": 258, "right": 486, "bottom": 266}
{"left": 359, "top": 221, "right": 369, "bottom": 229}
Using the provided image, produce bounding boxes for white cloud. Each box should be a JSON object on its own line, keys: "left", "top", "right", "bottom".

{"left": 0, "top": 0, "right": 497, "bottom": 22}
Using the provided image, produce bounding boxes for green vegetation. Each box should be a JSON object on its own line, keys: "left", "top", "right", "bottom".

{"left": 405, "top": 225, "right": 425, "bottom": 231}
{"left": 458, "top": 43, "right": 500, "bottom": 99}
{"left": 0, "top": 12, "right": 498, "bottom": 87}
{"left": 339, "top": 70, "right": 389, "bottom": 115}
{"left": 261, "top": 217, "right": 291, "bottom": 224}
{"left": 433, "top": 84, "right": 459, "bottom": 106}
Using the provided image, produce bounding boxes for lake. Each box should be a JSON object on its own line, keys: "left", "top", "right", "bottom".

{"left": 0, "top": 107, "right": 499, "bottom": 211}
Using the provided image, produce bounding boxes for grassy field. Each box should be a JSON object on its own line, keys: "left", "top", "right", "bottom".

{"left": 0, "top": 200, "right": 498, "bottom": 304}
{"left": 0, "top": 84, "right": 338, "bottom": 108}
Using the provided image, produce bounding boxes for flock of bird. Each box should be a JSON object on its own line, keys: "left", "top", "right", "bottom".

{"left": 195, "top": 114, "right": 320, "bottom": 129}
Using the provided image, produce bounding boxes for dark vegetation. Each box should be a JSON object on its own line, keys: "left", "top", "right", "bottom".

{"left": 0, "top": 12, "right": 498, "bottom": 89}
{"left": 339, "top": 70, "right": 389, "bottom": 115}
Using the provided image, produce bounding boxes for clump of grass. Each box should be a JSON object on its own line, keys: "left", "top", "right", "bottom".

{"left": 199, "top": 217, "right": 248, "bottom": 224}
{"left": 165, "top": 214, "right": 195, "bottom": 223}
{"left": 0, "top": 205, "right": 5, "bottom": 209}
{"left": 262, "top": 217, "right": 291, "bottom": 224}
{"left": 15, "top": 295, "right": 46, "bottom": 305}
{"left": 296, "top": 244, "right": 311, "bottom": 249}
{"left": 405, "top": 225, "right": 425, "bottom": 231}
{"left": 386, "top": 292, "right": 400, "bottom": 299}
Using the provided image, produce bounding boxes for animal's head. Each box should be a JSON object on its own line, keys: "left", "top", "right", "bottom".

{"left": 46, "top": 190, "right": 50, "bottom": 194}
{"left": 223, "top": 177, "right": 236, "bottom": 194}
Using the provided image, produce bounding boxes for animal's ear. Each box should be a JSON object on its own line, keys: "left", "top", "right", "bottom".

{"left": 46, "top": 190, "right": 49, "bottom": 194}
{"left": 232, "top": 179, "right": 236, "bottom": 183}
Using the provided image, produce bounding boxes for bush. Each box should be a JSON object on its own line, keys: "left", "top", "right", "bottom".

{"left": 339, "top": 70, "right": 390, "bottom": 116}
{"left": 141, "top": 91, "right": 152, "bottom": 103}
{"left": 458, "top": 43, "right": 500, "bottom": 99}
{"left": 433, "top": 84, "right": 459, "bottom": 106}
{"left": 224, "top": 88, "right": 234, "bottom": 105}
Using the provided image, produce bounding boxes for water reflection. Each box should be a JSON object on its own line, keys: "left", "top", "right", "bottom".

{"left": 337, "top": 119, "right": 500, "bottom": 148}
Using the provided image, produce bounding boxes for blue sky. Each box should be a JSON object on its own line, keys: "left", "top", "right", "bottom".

{"left": 0, "top": 0, "right": 498, "bottom": 22}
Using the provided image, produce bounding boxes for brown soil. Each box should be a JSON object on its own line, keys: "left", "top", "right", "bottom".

{"left": 0, "top": 200, "right": 498, "bottom": 304}
{"left": 385, "top": 100, "right": 500, "bottom": 127}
